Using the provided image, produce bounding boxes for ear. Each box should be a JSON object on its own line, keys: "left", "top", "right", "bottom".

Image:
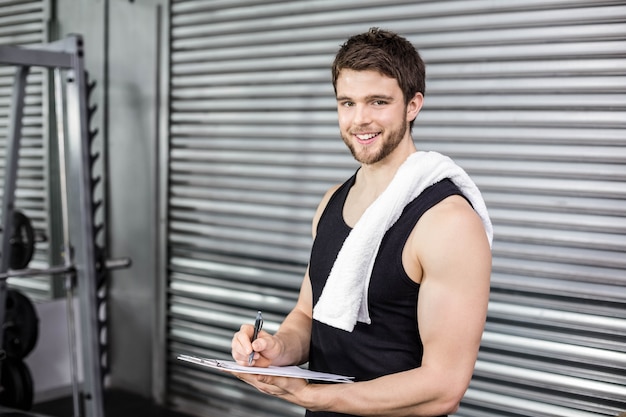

{"left": 406, "top": 92, "right": 424, "bottom": 123}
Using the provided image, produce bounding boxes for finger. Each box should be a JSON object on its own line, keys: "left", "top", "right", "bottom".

{"left": 231, "top": 325, "right": 255, "bottom": 363}
{"left": 231, "top": 333, "right": 246, "bottom": 360}
{"left": 236, "top": 373, "right": 278, "bottom": 395}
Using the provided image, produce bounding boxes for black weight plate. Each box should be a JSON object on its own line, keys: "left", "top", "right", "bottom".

{"left": 3, "top": 289, "right": 39, "bottom": 359}
{"left": 15, "top": 359, "right": 33, "bottom": 410}
{"left": 0, "top": 358, "right": 34, "bottom": 410}
{"left": 9, "top": 211, "right": 35, "bottom": 270}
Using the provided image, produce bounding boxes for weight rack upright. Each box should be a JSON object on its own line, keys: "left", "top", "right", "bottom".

{"left": 0, "top": 35, "right": 106, "bottom": 417}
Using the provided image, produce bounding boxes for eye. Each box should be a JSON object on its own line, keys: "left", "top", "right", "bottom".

{"left": 372, "top": 100, "right": 387, "bottom": 106}
{"left": 340, "top": 101, "right": 354, "bottom": 108}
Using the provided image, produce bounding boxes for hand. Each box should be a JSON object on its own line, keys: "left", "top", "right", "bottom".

{"left": 235, "top": 373, "right": 311, "bottom": 407}
{"left": 231, "top": 324, "right": 283, "bottom": 367}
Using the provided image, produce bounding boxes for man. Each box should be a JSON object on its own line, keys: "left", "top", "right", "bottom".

{"left": 231, "top": 28, "right": 492, "bottom": 417}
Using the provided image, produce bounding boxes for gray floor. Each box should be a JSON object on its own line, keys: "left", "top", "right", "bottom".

{"left": 22, "top": 389, "right": 193, "bottom": 417}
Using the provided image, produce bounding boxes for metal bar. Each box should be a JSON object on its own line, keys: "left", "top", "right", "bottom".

{"left": 0, "top": 44, "right": 72, "bottom": 69}
{"left": 63, "top": 34, "right": 105, "bottom": 417}
{"left": 154, "top": 2, "right": 171, "bottom": 404}
{"left": 104, "top": 257, "right": 132, "bottom": 270}
{"left": 0, "top": 65, "right": 31, "bottom": 354}
{"left": 0, "top": 265, "right": 74, "bottom": 280}
{"left": 0, "top": 258, "right": 130, "bottom": 280}
{"left": 0, "top": 66, "right": 30, "bottom": 270}
{"left": 54, "top": 66, "right": 81, "bottom": 417}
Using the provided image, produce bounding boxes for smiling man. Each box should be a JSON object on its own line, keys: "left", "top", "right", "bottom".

{"left": 336, "top": 68, "right": 418, "bottom": 166}
{"left": 231, "top": 28, "right": 493, "bottom": 417}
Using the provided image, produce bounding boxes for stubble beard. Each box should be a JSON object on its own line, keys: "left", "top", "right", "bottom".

{"left": 342, "top": 121, "right": 408, "bottom": 165}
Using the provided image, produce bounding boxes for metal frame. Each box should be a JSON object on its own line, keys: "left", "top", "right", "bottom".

{"left": 153, "top": 2, "right": 171, "bottom": 404}
{"left": 0, "top": 35, "right": 104, "bottom": 417}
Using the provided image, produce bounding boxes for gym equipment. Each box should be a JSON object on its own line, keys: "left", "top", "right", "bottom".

{"left": 0, "top": 36, "right": 131, "bottom": 417}
{"left": 0, "top": 211, "right": 37, "bottom": 271}
{"left": 3, "top": 289, "right": 38, "bottom": 359}
{"left": 7, "top": 211, "right": 35, "bottom": 271}
{"left": 0, "top": 357, "right": 33, "bottom": 410}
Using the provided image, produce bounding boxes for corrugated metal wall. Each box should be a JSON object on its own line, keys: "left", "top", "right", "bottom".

{"left": 0, "top": 0, "right": 50, "bottom": 301}
{"left": 166, "top": 1, "right": 626, "bottom": 416}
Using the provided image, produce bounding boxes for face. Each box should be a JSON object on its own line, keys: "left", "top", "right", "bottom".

{"left": 335, "top": 69, "right": 422, "bottom": 165}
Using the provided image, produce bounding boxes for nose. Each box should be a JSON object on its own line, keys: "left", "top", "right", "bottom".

{"left": 353, "top": 104, "right": 372, "bottom": 126}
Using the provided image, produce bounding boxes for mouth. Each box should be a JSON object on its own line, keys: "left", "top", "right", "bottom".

{"left": 353, "top": 132, "right": 381, "bottom": 145}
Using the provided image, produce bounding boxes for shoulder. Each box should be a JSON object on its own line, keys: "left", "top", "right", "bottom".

{"left": 311, "top": 183, "right": 343, "bottom": 238}
{"left": 419, "top": 194, "right": 490, "bottom": 252}
{"left": 409, "top": 194, "right": 491, "bottom": 280}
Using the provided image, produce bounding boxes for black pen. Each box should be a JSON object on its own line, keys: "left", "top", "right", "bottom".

{"left": 248, "top": 310, "right": 263, "bottom": 365}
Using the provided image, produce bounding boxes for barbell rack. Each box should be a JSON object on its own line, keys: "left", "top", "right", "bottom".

{"left": 0, "top": 35, "right": 125, "bottom": 417}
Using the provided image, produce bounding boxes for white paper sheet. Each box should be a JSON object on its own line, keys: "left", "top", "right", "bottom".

{"left": 178, "top": 354, "right": 354, "bottom": 383}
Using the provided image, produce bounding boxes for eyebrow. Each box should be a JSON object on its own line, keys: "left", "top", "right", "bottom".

{"left": 336, "top": 94, "right": 396, "bottom": 102}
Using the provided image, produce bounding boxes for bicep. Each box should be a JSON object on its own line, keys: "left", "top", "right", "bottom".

{"left": 415, "top": 197, "right": 492, "bottom": 387}
{"left": 293, "top": 270, "right": 313, "bottom": 319}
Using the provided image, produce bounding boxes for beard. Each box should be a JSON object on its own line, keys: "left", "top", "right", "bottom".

{"left": 342, "top": 120, "right": 408, "bottom": 165}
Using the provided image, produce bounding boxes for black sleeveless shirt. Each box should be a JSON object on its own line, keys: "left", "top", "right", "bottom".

{"left": 306, "top": 176, "right": 463, "bottom": 417}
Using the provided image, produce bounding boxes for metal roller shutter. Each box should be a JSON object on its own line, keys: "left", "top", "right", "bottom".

{"left": 0, "top": 0, "right": 50, "bottom": 300}
{"left": 166, "top": 1, "right": 626, "bottom": 416}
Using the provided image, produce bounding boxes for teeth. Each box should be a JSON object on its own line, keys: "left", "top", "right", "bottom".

{"left": 356, "top": 133, "right": 378, "bottom": 140}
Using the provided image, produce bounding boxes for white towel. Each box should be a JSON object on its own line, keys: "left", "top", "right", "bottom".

{"left": 312, "top": 151, "right": 493, "bottom": 332}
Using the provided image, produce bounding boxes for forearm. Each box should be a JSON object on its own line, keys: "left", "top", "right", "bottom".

{"left": 300, "top": 367, "right": 464, "bottom": 417}
{"left": 272, "top": 307, "right": 312, "bottom": 366}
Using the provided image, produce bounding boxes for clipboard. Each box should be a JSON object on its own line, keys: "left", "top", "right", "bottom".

{"left": 178, "top": 354, "right": 354, "bottom": 383}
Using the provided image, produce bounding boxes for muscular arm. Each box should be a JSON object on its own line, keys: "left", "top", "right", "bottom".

{"left": 242, "top": 196, "right": 492, "bottom": 416}
{"left": 269, "top": 184, "right": 341, "bottom": 366}
{"left": 231, "top": 270, "right": 314, "bottom": 368}
{"left": 269, "top": 273, "right": 313, "bottom": 366}
{"left": 232, "top": 185, "right": 339, "bottom": 368}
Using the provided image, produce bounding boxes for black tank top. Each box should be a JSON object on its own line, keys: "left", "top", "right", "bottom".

{"left": 307, "top": 176, "right": 463, "bottom": 417}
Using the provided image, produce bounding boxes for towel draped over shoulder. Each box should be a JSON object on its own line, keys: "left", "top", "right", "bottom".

{"left": 312, "top": 151, "right": 493, "bottom": 332}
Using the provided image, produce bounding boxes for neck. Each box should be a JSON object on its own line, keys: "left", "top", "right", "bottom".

{"left": 356, "top": 139, "right": 417, "bottom": 197}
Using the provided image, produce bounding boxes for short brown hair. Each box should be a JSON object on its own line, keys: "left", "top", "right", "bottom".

{"left": 331, "top": 27, "right": 426, "bottom": 105}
